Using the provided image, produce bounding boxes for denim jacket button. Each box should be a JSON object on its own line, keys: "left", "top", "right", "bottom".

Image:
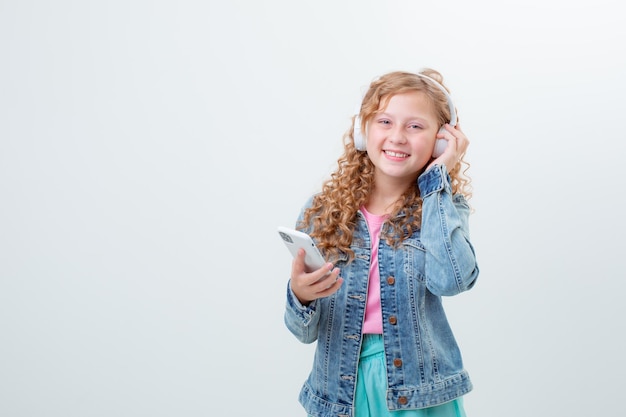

{"left": 398, "top": 396, "right": 408, "bottom": 405}
{"left": 393, "top": 358, "right": 403, "bottom": 367}
{"left": 386, "top": 276, "right": 395, "bottom": 285}
{"left": 388, "top": 316, "right": 397, "bottom": 325}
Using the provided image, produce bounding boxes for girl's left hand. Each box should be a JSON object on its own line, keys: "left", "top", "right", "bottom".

{"left": 428, "top": 123, "right": 469, "bottom": 172}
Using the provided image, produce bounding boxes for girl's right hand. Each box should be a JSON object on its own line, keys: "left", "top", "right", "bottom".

{"left": 290, "top": 248, "right": 343, "bottom": 305}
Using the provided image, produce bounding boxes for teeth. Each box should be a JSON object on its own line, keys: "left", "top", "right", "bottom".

{"left": 385, "top": 150, "right": 408, "bottom": 158}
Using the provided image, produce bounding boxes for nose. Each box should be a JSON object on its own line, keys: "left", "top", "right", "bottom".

{"left": 388, "top": 125, "right": 407, "bottom": 145}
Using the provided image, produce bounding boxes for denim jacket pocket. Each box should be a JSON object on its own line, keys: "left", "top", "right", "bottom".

{"left": 402, "top": 237, "right": 426, "bottom": 284}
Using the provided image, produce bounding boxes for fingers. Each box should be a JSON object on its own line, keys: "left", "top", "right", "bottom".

{"left": 292, "top": 247, "right": 307, "bottom": 274}
{"left": 290, "top": 250, "right": 343, "bottom": 304}
{"left": 428, "top": 124, "right": 469, "bottom": 173}
{"left": 310, "top": 274, "right": 343, "bottom": 299}
{"left": 441, "top": 124, "right": 469, "bottom": 158}
{"left": 310, "top": 267, "right": 342, "bottom": 293}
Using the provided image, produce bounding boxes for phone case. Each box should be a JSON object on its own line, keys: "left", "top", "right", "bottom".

{"left": 277, "top": 226, "right": 326, "bottom": 272}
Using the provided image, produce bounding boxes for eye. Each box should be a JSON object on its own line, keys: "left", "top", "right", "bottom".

{"left": 378, "top": 119, "right": 391, "bottom": 125}
{"left": 408, "top": 123, "right": 423, "bottom": 130}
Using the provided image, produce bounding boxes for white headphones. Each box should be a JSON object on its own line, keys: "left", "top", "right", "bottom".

{"left": 353, "top": 73, "right": 457, "bottom": 158}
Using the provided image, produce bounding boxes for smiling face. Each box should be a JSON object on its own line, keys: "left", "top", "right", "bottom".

{"left": 365, "top": 91, "right": 439, "bottom": 186}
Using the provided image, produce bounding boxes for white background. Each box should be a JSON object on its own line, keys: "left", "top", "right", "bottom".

{"left": 1, "top": 1, "right": 625, "bottom": 416}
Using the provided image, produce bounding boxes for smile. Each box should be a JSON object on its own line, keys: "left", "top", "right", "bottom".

{"left": 384, "top": 150, "right": 409, "bottom": 158}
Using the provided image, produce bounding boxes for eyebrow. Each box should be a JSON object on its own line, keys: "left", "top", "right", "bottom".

{"left": 376, "top": 112, "right": 432, "bottom": 124}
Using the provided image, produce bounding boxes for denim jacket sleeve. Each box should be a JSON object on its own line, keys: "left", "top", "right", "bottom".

{"left": 284, "top": 283, "right": 320, "bottom": 344}
{"left": 283, "top": 197, "right": 322, "bottom": 344}
{"left": 418, "top": 164, "right": 479, "bottom": 296}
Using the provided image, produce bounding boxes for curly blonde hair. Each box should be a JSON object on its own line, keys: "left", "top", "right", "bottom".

{"left": 299, "top": 69, "right": 472, "bottom": 262}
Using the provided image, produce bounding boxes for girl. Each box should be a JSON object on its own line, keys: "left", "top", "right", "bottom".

{"left": 284, "top": 69, "right": 479, "bottom": 417}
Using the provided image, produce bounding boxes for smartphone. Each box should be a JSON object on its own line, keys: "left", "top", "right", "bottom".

{"left": 277, "top": 226, "right": 327, "bottom": 272}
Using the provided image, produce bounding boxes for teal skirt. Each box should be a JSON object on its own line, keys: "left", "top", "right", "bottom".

{"left": 354, "top": 334, "right": 466, "bottom": 417}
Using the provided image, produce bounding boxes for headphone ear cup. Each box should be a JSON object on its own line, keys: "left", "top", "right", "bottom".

{"left": 353, "top": 116, "right": 366, "bottom": 151}
{"left": 432, "top": 127, "right": 448, "bottom": 158}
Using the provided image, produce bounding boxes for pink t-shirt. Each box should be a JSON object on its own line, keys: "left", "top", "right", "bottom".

{"left": 361, "top": 206, "right": 388, "bottom": 334}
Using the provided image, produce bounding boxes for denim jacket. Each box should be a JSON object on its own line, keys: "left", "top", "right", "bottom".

{"left": 284, "top": 165, "right": 479, "bottom": 417}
